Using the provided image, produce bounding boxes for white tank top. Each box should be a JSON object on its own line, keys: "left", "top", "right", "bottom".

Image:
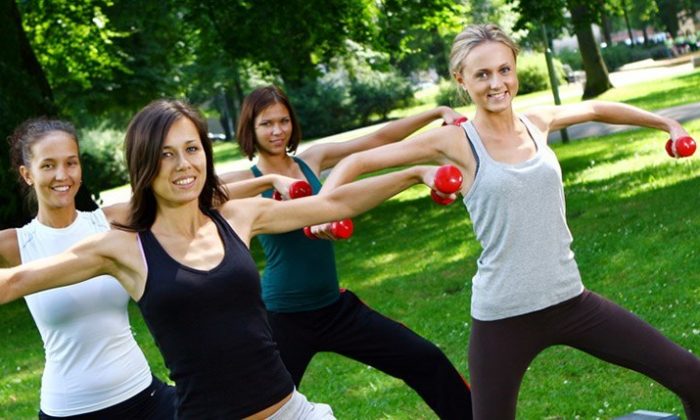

{"left": 462, "top": 116, "right": 584, "bottom": 321}
{"left": 17, "top": 209, "right": 152, "bottom": 416}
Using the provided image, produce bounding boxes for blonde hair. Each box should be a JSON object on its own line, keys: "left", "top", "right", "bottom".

{"left": 449, "top": 24, "right": 520, "bottom": 77}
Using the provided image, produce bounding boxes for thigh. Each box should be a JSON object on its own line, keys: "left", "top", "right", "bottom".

{"left": 562, "top": 292, "right": 700, "bottom": 394}
{"left": 267, "top": 310, "right": 319, "bottom": 386}
{"left": 469, "top": 313, "right": 554, "bottom": 420}
{"left": 319, "top": 290, "right": 440, "bottom": 368}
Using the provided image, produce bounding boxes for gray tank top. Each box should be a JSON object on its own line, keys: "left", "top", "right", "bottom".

{"left": 462, "top": 116, "right": 583, "bottom": 321}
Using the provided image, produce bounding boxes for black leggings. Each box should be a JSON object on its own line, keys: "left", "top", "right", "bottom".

{"left": 469, "top": 290, "right": 700, "bottom": 420}
{"left": 38, "top": 375, "right": 176, "bottom": 420}
{"left": 268, "top": 289, "right": 472, "bottom": 419}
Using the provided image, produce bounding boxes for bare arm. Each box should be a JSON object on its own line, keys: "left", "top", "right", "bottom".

{"left": 223, "top": 174, "right": 303, "bottom": 199}
{"left": 0, "top": 230, "right": 144, "bottom": 304}
{"left": 0, "top": 229, "right": 20, "bottom": 268}
{"left": 302, "top": 106, "right": 466, "bottom": 171}
{"left": 525, "top": 101, "right": 688, "bottom": 139}
{"left": 218, "top": 168, "right": 254, "bottom": 185}
{"left": 319, "top": 125, "right": 474, "bottom": 193}
{"left": 221, "top": 166, "right": 440, "bottom": 242}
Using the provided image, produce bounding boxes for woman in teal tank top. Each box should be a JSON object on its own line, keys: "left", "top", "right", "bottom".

{"left": 221, "top": 85, "right": 473, "bottom": 419}
{"left": 320, "top": 23, "right": 700, "bottom": 420}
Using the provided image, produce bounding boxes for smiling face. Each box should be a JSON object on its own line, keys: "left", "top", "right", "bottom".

{"left": 455, "top": 41, "right": 518, "bottom": 114}
{"left": 151, "top": 117, "right": 207, "bottom": 208}
{"left": 19, "top": 131, "right": 81, "bottom": 213}
{"left": 254, "top": 101, "right": 293, "bottom": 157}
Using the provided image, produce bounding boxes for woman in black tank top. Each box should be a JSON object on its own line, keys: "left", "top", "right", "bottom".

{"left": 0, "top": 99, "right": 444, "bottom": 418}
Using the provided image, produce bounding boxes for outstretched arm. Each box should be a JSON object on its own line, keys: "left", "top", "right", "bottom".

{"left": 223, "top": 166, "right": 443, "bottom": 240}
{"left": 525, "top": 101, "right": 689, "bottom": 139}
{"left": 0, "top": 230, "right": 143, "bottom": 304}
{"left": 302, "top": 106, "right": 466, "bottom": 171}
{"left": 223, "top": 174, "right": 303, "bottom": 199}
{"left": 319, "top": 124, "right": 474, "bottom": 193}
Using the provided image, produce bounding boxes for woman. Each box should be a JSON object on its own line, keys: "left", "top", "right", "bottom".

{"left": 320, "top": 24, "right": 700, "bottom": 419}
{"left": 0, "top": 118, "right": 175, "bottom": 419}
{"left": 0, "top": 100, "right": 444, "bottom": 419}
{"left": 220, "top": 85, "right": 472, "bottom": 419}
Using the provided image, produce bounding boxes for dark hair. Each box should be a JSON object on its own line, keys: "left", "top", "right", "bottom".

{"left": 236, "top": 85, "right": 302, "bottom": 160}
{"left": 7, "top": 117, "right": 79, "bottom": 199}
{"left": 118, "top": 99, "right": 228, "bottom": 231}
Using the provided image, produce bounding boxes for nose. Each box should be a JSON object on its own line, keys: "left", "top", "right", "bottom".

{"left": 176, "top": 153, "right": 191, "bottom": 171}
{"left": 271, "top": 123, "right": 283, "bottom": 135}
{"left": 54, "top": 164, "right": 68, "bottom": 180}
{"left": 489, "top": 74, "right": 504, "bottom": 89}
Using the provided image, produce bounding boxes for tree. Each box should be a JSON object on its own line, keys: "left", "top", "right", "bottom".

{"left": 508, "top": 0, "right": 613, "bottom": 98}
{"left": 0, "top": 0, "right": 56, "bottom": 228}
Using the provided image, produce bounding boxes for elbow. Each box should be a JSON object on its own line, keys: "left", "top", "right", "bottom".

{"left": 0, "top": 273, "right": 18, "bottom": 305}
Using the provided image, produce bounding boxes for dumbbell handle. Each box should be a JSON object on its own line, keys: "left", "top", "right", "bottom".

{"left": 304, "top": 219, "right": 354, "bottom": 240}
{"left": 272, "top": 180, "right": 312, "bottom": 200}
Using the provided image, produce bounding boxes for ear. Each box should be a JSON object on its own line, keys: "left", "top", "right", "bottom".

{"left": 453, "top": 71, "right": 464, "bottom": 86}
{"left": 19, "top": 165, "right": 33, "bottom": 186}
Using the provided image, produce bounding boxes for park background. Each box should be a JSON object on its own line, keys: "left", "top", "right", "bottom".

{"left": 1, "top": 0, "right": 700, "bottom": 418}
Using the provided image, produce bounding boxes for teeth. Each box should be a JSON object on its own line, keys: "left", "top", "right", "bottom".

{"left": 174, "top": 177, "right": 194, "bottom": 185}
{"left": 52, "top": 186, "right": 70, "bottom": 192}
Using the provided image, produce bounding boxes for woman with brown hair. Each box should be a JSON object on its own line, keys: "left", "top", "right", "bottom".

{"left": 0, "top": 99, "right": 447, "bottom": 419}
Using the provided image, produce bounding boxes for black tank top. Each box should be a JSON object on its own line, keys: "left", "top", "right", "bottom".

{"left": 136, "top": 210, "right": 293, "bottom": 419}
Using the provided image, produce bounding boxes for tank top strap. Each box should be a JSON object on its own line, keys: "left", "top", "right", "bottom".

{"left": 518, "top": 114, "right": 547, "bottom": 148}
{"left": 250, "top": 164, "right": 263, "bottom": 177}
{"left": 462, "top": 121, "right": 487, "bottom": 165}
{"left": 291, "top": 156, "right": 322, "bottom": 193}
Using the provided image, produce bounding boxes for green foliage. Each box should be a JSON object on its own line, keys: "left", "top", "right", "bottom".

{"left": 286, "top": 79, "right": 356, "bottom": 139}
{"left": 78, "top": 127, "right": 128, "bottom": 202}
{"left": 350, "top": 71, "right": 414, "bottom": 124}
{"left": 517, "top": 52, "right": 566, "bottom": 94}
{"left": 435, "top": 79, "right": 464, "bottom": 107}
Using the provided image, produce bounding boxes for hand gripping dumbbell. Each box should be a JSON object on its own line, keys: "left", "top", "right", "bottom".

{"left": 665, "top": 136, "right": 696, "bottom": 158}
{"left": 303, "top": 219, "right": 354, "bottom": 240}
{"left": 431, "top": 164, "right": 463, "bottom": 206}
{"left": 442, "top": 116, "right": 468, "bottom": 126}
{"left": 272, "top": 180, "right": 312, "bottom": 200}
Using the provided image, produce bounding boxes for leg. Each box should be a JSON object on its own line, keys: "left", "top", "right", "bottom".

{"left": 561, "top": 292, "right": 700, "bottom": 419}
{"left": 469, "top": 313, "right": 551, "bottom": 420}
{"left": 267, "top": 310, "right": 319, "bottom": 386}
{"left": 317, "top": 290, "right": 472, "bottom": 420}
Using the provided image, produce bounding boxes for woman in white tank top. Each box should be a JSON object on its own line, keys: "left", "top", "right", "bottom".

{"left": 0, "top": 118, "right": 175, "bottom": 419}
{"left": 320, "top": 23, "right": 700, "bottom": 420}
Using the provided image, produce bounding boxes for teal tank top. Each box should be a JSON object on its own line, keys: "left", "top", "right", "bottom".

{"left": 251, "top": 157, "right": 340, "bottom": 312}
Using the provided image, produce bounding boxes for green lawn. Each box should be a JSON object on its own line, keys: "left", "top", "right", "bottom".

{"left": 2, "top": 73, "right": 700, "bottom": 418}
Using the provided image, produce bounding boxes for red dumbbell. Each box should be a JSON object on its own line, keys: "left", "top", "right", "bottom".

{"left": 431, "top": 164, "right": 463, "bottom": 205}
{"left": 272, "top": 180, "right": 312, "bottom": 200}
{"left": 442, "top": 116, "right": 468, "bottom": 126}
{"left": 665, "top": 136, "right": 696, "bottom": 158}
{"left": 304, "top": 219, "right": 354, "bottom": 240}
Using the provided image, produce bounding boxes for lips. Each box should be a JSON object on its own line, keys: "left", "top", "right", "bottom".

{"left": 51, "top": 185, "right": 71, "bottom": 192}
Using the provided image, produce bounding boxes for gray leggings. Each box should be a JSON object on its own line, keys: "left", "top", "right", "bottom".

{"left": 469, "top": 290, "right": 700, "bottom": 420}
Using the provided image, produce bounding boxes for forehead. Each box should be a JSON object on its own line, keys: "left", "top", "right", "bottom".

{"left": 256, "top": 102, "right": 290, "bottom": 121}
{"left": 30, "top": 131, "right": 78, "bottom": 159}
{"left": 462, "top": 41, "right": 515, "bottom": 71}
{"left": 164, "top": 117, "right": 200, "bottom": 146}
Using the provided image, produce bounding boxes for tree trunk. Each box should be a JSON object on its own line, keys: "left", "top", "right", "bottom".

{"left": 569, "top": 5, "right": 613, "bottom": 99}
{"left": 601, "top": 14, "right": 613, "bottom": 46}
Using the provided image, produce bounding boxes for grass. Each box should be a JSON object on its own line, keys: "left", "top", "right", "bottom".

{"left": 2, "top": 72, "right": 700, "bottom": 418}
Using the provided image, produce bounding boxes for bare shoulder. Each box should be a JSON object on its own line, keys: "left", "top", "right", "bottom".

{"left": 0, "top": 228, "right": 20, "bottom": 267}
{"left": 102, "top": 202, "right": 130, "bottom": 226}
{"left": 523, "top": 107, "right": 555, "bottom": 132}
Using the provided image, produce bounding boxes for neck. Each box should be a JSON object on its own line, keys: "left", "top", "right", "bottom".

{"left": 36, "top": 205, "right": 78, "bottom": 228}
{"left": 473, "top": 106, "right": 519, "bottom": 136}
{"left": 152, "top": 200, "right": 205, "bottom": 239}
{"left": 256, "top": 153, "right": 295, "bottom": 175}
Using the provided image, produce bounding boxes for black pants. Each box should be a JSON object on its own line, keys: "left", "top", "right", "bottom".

{"left": 267, "top": 289, "right": 472, "bottom": 419}
{"left": 39, "top": 375, "right": 176, "bottom": 420}
{"left": 469, "top": 290, "right": 700, "bottom": 420}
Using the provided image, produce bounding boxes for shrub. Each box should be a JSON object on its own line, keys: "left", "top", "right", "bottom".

{"left": 287, "top": 79, "right": 356, "bottom": 139}
{"left": 350, "top": 70, "right": 414, "bottom": 124}
{"left": 517, "top": 52, "right": 566, "bottom": 95}
{"left": 435, "top": 79, "right": 465, "bottom": 107}
{"left": 78, "top": 127, "right": 129, "bottom": 202}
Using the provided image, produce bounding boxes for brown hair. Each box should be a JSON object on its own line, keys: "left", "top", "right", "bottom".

{"left": 236, "top": 85, "right": 302, "bottom": 160}
{"left": 7, "top": 117, "right": 79, "bottom": 202}
{"left": 119, "top": 99, "right": 228, "bottom": 231}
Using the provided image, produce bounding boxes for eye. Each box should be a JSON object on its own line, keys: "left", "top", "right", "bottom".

{"left": 476, "top": 72, "right": 487, "bottom": 80}
{"left": 186, "top": 145, "right": 199, "bottom": 153}
{"left": 41, "top": 163, "right": 54, "bottom": 170}
{"left": 161, "top": 151, "right": 173, "bottom": 158}
{"left": 500, "top": 66, "right": 511, "bottom": 74}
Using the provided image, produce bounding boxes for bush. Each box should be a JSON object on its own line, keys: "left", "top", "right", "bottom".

{"left": 558, "top": 44, "right": 674, "bottom": 73}
{"left": 78, "top": 127, "right": 129, "bottom": 202}
{"left": 517, "top": 53, "right": 566, "bottom": 95}
{"left": 287, "top": 79, "right": 356, "bottom": 139}
{"left": 435, "top": 79, "right": 465, "bottom": 107}
{"left": 350, "top": 70, "right": 414, "bottom": 124}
